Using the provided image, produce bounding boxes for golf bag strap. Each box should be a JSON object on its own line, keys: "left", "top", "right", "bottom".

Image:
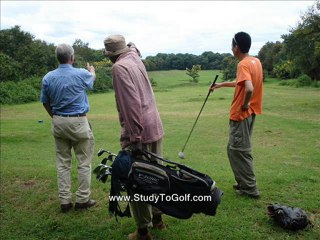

{"left": 109, "top": 193, "right": 131, "bottom": 221}
{"left": 142, "top": 149, "right": 178, "bottom": 165}
{"left": 113, "top": 202, "right": 131, "bottom": 222}
{"left": 109, "top": 174, "right": 131, "bottom": 220}
{"left": 141, "top": 149, "right": 204, "bottom": 175}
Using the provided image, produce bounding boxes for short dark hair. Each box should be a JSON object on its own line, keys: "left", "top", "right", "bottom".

{"left": 232, "top": 32, "right": 251, "bottom": 53}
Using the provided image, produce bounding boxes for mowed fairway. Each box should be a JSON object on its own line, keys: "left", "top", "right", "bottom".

{"left": 1, "top": 70, "right": 319, "bottom": 239}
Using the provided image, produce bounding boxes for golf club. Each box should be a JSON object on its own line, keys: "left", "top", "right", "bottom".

{"left": 178, "top": 74, "right": 219, "bottom": 159}
{"left": 97, "top": 148, "right": 117, "bottom": 157}
{"left": 101, "top": 155, "right": 115, "bottom": 165}
{"left": 93, "top": 164, "right": 112, "bottom": 175}
{"left": 98, "top": 169, "right": 112, "bottom": 183}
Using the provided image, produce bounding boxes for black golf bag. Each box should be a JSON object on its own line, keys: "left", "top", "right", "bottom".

{"left": 94, "top": 148, "right": 223, "bottom": 220}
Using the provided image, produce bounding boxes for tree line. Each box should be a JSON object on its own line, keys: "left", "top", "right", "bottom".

{"left": 258, "top": 1, "right": 319, "bottom": 81}
{"left": 0, "top": 0, "right": 318, "bottom": 104}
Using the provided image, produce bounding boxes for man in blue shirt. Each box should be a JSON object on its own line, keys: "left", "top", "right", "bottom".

{"left": 40, "top": 43, "right": 97, "bottom": 213}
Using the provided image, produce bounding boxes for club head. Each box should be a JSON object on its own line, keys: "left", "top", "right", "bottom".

{"left": 99, "top": 170, "right": 112, "bottom": 183}
{"left": 97, "top": 149, "right": 107, "bottom": 157}
{"left": 99, "top": 174, "right": 109, "bottom": 183}
{"left": 101, "top": 157, "right": 109, "bottom": 165}
{"left": 178, "top": 151, "right": 185, "bottom": 159}
{"left": 98, "top": 165, "right": 111, "bottom": 175}
{"left": 93, "top": 164, "right": 103, "bottom": 175}
{"left": 98, "top": 148, "right": 117, "bottom": 157}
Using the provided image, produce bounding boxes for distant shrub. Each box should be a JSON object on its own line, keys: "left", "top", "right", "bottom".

{"left": 0, "top": 81, "right": 39, "bottom": 104}
{"left": 88, "top": 68, "right": 113, "bottom": 93}
{"left": 273, "top": 60, "right": 300, "bottom": 79}
{"left": 278, "top": 74, "right": 318, "bottom": 88}
{"left": 186, "top": 65, "right": 201, "bottom": 83}
{"left": 297, "top": 74, "right": 312, "bottom": 87}
{"left": 0, "top": 67, "right": 114, "bottom": 104}
{"left": 311, "top": 81, "right": 319, "bottom": 88}
{"left": 149, "top": 77, "right": 157, "bottom": 87}
{"left": 24, "top": 76, "right": 42, "bottom": 92}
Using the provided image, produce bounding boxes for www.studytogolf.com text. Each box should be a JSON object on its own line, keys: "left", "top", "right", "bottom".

{"left": 109, "top": 194, "right": 212, "bottom": 203}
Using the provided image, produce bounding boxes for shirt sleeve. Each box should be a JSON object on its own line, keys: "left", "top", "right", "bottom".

{"left": 81, "top": 69, "right": 95, "bottom": 90}
{"left": 237, "top": 62, "right": 251, "bottom": 85}
{"left": 112, "top": 64, "right": 143, "bottom": 142}
{"left": 40, "top": 77, "right": 49, "bottom": 103}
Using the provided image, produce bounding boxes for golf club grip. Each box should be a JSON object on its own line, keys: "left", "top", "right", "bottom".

{"left": 210, "top": 75, "right": 219, "bottom": 89}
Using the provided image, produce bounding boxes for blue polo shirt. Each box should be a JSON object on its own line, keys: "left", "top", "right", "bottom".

{"left": 40, "top": 64, "right": 94, "bottom": 115}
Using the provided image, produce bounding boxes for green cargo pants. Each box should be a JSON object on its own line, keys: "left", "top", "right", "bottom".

{"left": 227, "top": 114, "right": 259, "bottom": 196}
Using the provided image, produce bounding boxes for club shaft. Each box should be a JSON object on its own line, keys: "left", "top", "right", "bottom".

{"left": 181, "top": 75, "right": 219, "bottom": 152}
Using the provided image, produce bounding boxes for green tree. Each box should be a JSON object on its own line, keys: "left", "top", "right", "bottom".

{"left": 186, "top": 64, "right": 201, "bottom": 83}
{"left": 0, "top": 53, "right": 21, "bottom": 82}
{"left": 0, "top": 25, "right": 57, "bottom": 80}
{"left": 282, "top": 0, "right": 320, "bottom": 80}
{"left": 221, "top": 54, "right": 238, "bottom": 80}
{"left": 72, "top": 39, "right": 101, "bottom": 67}
{"left": 258, "top": 41, "right": 284, "bottom": 76}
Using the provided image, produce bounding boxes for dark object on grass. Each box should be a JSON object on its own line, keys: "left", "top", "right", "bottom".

{"left": 267, "top": 203, "right": 312, "bottom": 230}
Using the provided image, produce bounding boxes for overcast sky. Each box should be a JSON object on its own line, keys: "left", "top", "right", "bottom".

{"left": 1, "top": 1, "right": 314, "bottom": 57}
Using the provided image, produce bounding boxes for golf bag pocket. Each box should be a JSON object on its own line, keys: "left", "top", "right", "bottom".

{"left": 129, "top": 161, "right": 170, "bottom": 194}
{"left": 171, "top": 168, "right": 214, "bottom": 195}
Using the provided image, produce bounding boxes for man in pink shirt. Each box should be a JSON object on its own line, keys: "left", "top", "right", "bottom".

{"left": 104, "top": 34, "right": 165, "bottom": 240}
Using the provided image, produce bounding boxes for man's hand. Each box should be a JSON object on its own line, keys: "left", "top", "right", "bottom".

{"left": 242, "top": 104, "right": 250, "bottom": 111}
{"left": 130, "top": 141, "right": 143, "bottom": 156}
{"left": 210, "top": 83, "right": 222, "bottom": 91}
{"left": 86, "top": 63, "right": 96, "bottom": 80}
{"left": 127, "top": 42, "right": 142, "bottom": 57}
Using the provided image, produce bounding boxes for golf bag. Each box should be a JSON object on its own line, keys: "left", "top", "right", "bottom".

{"left": 94, "top": 148, "right": 223, "bottom": 220}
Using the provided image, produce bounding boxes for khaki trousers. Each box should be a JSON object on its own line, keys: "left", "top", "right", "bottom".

{"left": 129, "top": 138, "right": 163, "bottom": 229}
{"left": 227, "top": 114, "right": 259, "bottom": 196}
{"left": 52, "top": 115, "right": 94, "bottom": 204}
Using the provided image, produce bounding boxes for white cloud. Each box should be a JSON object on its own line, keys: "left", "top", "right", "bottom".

{"left": 1, "top": 0, "right": 314, "bottom": 56}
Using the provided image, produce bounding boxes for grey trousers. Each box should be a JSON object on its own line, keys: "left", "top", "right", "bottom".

{"left": 129, "top": 138, "right": 163, "bottom": 229}
{"left": 227, "top": 114, "right": 259, "bottom": 196}
{"left": 52, "top": 116, "right": 94, "bottom": 204}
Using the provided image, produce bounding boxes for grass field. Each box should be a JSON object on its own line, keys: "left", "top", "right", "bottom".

{"left": 1, "top": 70, "right": 319, "bottom": 240}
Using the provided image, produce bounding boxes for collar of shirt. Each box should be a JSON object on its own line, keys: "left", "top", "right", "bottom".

{"left": 58, "top": 64, "right": 73, "bottom": 69}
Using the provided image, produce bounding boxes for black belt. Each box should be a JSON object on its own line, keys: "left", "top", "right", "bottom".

{"left": 54, "top": 113, "right": 86, "bottom": 117}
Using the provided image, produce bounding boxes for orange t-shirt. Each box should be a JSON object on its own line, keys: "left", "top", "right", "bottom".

{"left": 230, "top": 56, "right": 263, "bottom": 121}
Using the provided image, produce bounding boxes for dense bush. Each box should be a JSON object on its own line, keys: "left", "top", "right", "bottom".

{"left": 273, "top": 60, "right": 300, "bottom": 79}
{"left": 0, "top": 81, "right": 39, "bottom": 104}
{"left": 0, "top": 71, "right": 114, "bottom": 104}
{"left": 0, "top": 53, "right": 22, "bottom": 82}
{"left": 87, "top": 59, "right": 113, "bottom": 94}
{"left": 149, "top": 77, "right": 157, "bottom": 87}
{"left": 89, "top": 68, "right": 113, "bottom": 93}
{"left": 279, "top": 74, "right": 319, "bottom": 88}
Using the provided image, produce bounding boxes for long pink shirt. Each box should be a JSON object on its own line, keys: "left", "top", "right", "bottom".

{"left": 112, "top": 48, "right": 164, "bottom": 144}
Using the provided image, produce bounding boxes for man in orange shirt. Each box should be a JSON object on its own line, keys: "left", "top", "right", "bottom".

{"left": 211, "top": 32, "right": 263, "bottom": 198}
